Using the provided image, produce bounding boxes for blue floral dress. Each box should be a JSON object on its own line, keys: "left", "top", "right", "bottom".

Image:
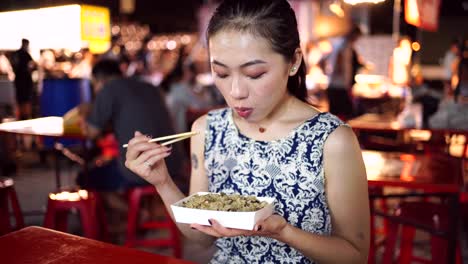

{"left": 204, "top": 108, "right": 346, "bottom": 264}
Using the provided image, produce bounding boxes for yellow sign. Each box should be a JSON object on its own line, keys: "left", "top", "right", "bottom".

{"left": 80, "top": 5, "right": 111, "bottom": 53}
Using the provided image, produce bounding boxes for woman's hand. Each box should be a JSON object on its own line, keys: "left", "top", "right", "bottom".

{"left": 190, "top": 214, "right": 288, "bottom": 239}
{"left": 124, "top": 131, "right": 172, "bottom": 187}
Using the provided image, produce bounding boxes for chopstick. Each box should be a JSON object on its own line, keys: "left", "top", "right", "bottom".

{"left": 122, "top": 131, "right": 198, "bottom": 148}
{"left": 160, "top": 134, "right": 193, "bottom": 146}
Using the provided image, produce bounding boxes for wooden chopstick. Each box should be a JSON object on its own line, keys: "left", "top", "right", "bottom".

{"left": 160, "top": 134, "right": 193, "bottom": 146}
{"left": 122, "top": 131, "right": 198, "bottom": 148}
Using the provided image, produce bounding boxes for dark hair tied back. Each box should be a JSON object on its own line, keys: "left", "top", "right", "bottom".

{"left": 207, "top": 0, "right": 307, "bottom": 102}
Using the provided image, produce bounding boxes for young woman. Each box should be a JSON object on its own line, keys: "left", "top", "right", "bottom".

{"left": 125, "top": 1, "right": 369, "bottom": 263}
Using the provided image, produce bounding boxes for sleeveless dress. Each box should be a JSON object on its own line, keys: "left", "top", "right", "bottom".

{"left": 204, "top": 108, "right": 347, "bottom": 264}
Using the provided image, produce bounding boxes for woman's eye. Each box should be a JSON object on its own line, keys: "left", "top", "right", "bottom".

{"left": 248, "top": 73, "right": 265, "bottom": 80}
{"left": 216, "top": 73, "right": 229, "bottom": 79}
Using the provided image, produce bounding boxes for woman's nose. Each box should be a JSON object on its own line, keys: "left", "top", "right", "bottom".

{"left": 230, "top": 76, "right": 248, "bottom": 99}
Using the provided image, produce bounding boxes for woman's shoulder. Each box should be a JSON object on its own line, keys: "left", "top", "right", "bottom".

{"left": 299, "top": 107, "right": 353, "bottom": 148}
{"left": 191, "top": 114, "right": 208, "bottom": 135}
{"left": 323, "top": 122, "right": 358, "bottom": 156}
{"left": 301, "top": 109, "right": 345, "bottom": 129}
{"left": 317, "top": 111, "right": 345, "bottom": 124}
{"left": 191, "top": 107, "right": 229, "bottom": 131}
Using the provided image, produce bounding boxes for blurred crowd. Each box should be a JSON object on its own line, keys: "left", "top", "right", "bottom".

{"left": 0, "top": 25, "right": 225, "bottom": 199}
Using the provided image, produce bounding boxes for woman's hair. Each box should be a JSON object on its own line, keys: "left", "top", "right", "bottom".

{"left": 206, "top": 0, "right": 307, "bottom": 102}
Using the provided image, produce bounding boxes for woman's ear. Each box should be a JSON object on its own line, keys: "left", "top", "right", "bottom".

{"left": 289, "top": 48, "right": 303, "bottom": 76}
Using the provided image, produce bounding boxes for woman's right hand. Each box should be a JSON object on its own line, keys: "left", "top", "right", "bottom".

{"left": 124, "top": 131, "right": 173, "bottom": 187}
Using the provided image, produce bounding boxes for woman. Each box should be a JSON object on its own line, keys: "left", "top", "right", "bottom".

{"left": 125, "top": 0, "right": 369, "bottom": 263}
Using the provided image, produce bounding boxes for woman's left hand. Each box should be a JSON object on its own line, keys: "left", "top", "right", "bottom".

{"left": 190, "top": 214, "right": 288, "bottom": 239}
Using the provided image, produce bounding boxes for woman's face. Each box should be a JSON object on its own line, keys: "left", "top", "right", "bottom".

{"left": 209, "top": 30, "right": 294, "bottom": 122}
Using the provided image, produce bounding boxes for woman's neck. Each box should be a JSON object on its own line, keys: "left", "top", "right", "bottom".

{"left": 233, "top": 94, "right": 303, "bottom": 139}
{"left": 256, "top": 95, "right": 296, "bottom": 131}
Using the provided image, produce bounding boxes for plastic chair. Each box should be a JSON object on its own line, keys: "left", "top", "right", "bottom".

{"left": 125, "top": 185, "right": 182, "bottom": 258}
{"left": 43, "top": 189, "right": 107, "bottom": 240}
{"left": 0, "top": 177, "right": 24, "bottom": 235}
{"left": 368, "top": 186, "right": 389, "bottom": 264}
{"left": 381, "top": 201, "right": 462, "bottom": 264}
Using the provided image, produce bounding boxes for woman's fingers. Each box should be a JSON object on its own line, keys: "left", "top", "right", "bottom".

{"left": 252, "top": 215, "right": 287, "bottom": 237}
{"left": 143, "top": 149, "right": 172, "bottom": 167}
{"left": 125, "top": 145, "right": 169, "bottom": 174}
{"left": 208, "top": 219, "right": 241, "bottom": 236}
{"left": 191, "top": 219, "right": 255, "bottom": 238}
{"left": 132, "top": 144, "right": 170, "bottom": 166}
{"left": 190, "top": 224, "right": 222, "bottom": 237}
{"left": 125, "top": 133, "right": 153, "bottom": 161}
{"left": 125, "top": 132, "right": 171, "bottom": 163}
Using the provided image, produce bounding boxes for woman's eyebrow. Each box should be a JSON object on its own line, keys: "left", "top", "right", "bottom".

{"left": 212, "top": 59, "right": 267, "bottom": 68}
{"left": 212, "top": 60, "right": 227, "bottom": 68}
{"left": 240, "top": 60, "right": 267, "bottom": 68}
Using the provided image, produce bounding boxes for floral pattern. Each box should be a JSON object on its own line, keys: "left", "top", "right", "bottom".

{"left": 205, "top": 108, "right": 345, "bottom": 264}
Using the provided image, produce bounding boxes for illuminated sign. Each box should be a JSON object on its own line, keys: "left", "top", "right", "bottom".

{"left": 81, "top": 5, "right": 111, "bottom": 53}
{"left": 0, "top": 5, "right": 110, "bottom": 54}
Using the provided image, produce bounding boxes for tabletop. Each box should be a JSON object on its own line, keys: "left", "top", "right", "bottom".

{"left": 0, "top": 116, "right": 83, "bottom": 138}
{"left": 349, "top": 113, "right": 468, "bottom": 157}
{"left": 0, "top": 226, "right": 195, "bottom": 264}
{"left": 348, "top": 113, "right": 468, "bottom": 135}
{"left": 363, "top": 150, "right": 466, "bottom": 192}
{"left": 348, "top": 113, "right": 404, "bottom": 132}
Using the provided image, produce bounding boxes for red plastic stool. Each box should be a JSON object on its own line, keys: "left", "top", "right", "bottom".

{"left": 0, "top": 177, "right": 24, "bottom": 235}
{"left": 43, "top": 189, "right": 106, "bottom": 240}
{"left": 368, "top": 186, "right": 389, "bottom": 264}
{"left": 125, "top": 185, "right": 181, "bottom": 258}
{"left": 382, "top": 201, "right": 462, "bottom": 264}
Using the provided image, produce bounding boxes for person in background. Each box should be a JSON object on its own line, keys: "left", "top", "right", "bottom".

{"left": 37, "top": 49, "right": 57, "bottom": 94}
{"left": 410, "top": 72, "right": 443, "bottom": 128}
{"left": 79, "top": 59, "right": 187, "bottom": 192}
{"left": 166, "top": 61, "right": 218, "bottom": 133}
{"left": 429, "top": 58, "right": 468, "bottom": 130}
{"left": 11, "top": 39, "right": 36, "bottom": 120}
{"left": 125, "top": 1, "right": 369, "bottom": 263}
{"left": 77, "top": 60, "right": 188, "bottom": 232}
{"left": 0, "top": 51, "right": 14, "bottom": 81}
{"left": 325, "top": 25, "right": 363, "bottom": 120}
{"left": 69, "top": 48, "right": 94, "bottom": 79}
{"left": 442, "top": 39, "right": 460, "bottom": 93}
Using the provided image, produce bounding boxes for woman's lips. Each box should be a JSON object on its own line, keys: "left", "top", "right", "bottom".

{"left": 234, "top": 107, "right": 253, "bottom": 118}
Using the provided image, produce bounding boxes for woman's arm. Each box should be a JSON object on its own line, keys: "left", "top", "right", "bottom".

{"left": 274, "top": 125, "right": 369, "bottom": 263}
{"left": 157, "top": 115, "right": 215, "bottom": 245}
{"left": 124, "top": 115, "right": 215, "bottom": 246}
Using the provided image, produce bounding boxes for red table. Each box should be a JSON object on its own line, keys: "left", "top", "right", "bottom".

{"left": 0, "top": 117, "right": 85, "bottom": 189}
{"left": 349, "top": 113, "right": 468, "bottom": 157}
{"left": 349, "top": 113, "right": 468, "bottom": 137}
{"left": 363, "top": 150, "right": 466, "bottom": 264}
{"left": 363, "top": 150, "right": 466, "bottom": 192}
{"left": 0, "top": 226, "right": 194, "bottom": 264}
